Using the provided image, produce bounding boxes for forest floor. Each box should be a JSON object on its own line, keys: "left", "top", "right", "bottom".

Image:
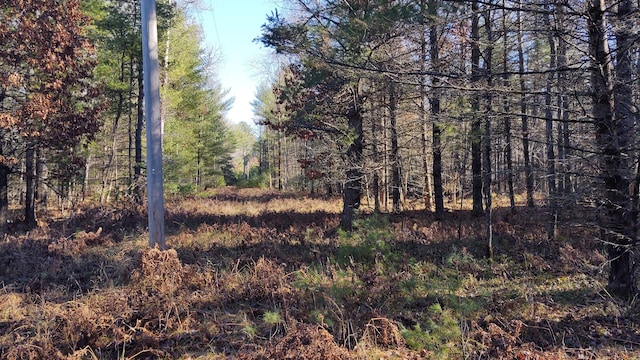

{"left": 1, "top": 187, "right": 639, "bottom": 359}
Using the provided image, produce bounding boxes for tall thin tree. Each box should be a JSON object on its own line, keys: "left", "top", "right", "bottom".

{"left": 141, "top": 0, "right": 166, "bottom": 249}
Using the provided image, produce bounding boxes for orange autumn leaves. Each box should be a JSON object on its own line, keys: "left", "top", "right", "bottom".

{"left": 0, "top": 0, "right": 102, "bottom": 164}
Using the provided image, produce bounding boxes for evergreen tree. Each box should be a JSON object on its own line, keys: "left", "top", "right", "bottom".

{"left": 162, "top": 12, "right": 232, "bottom": 193}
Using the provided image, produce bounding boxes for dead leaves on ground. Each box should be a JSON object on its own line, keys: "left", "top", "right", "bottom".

{"left": 0, "top": 188, "right": 639, "bottom": 359}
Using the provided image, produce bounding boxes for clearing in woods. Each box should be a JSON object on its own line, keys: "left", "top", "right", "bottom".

{"left": 0, "top": 187, "right": 639, "bottom": 359}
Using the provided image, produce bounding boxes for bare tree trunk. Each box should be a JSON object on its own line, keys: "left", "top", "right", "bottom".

{"left": 340, "top": 86, "right": 364, "bottom": 230}
{"left": 588, "top": 0, "right": 634, "bottom": 297}
{"left": 82, "top": 153, "right": 91, "bottom": 202}
{"left": 555, "top": 3, "right": 570, "bottom": 197}
{"left": 134, "top": 61, "right": 144, "bottom": 204}
{"left": 544, "top": 3, "right": 558, "bottom": 239}
{"left": 615, "top": 0, "right": 634, "bottom": 177}
{"left": 127, "top": 56, "right": 135, "bottom": 193}
{"left": 502, "top": 0, "right": 515, "bottom": 212}
{"left": 35, "top": 147, "right": 46, "bottom": 209}
{"left": 517, "top": 5, "right": 534, "bottom": 207}
{"left": 25, "top": 142, "right": 37, "bottom": 228}
{"left": 372, "top": 96, "right": 381, "bottom": 213}
{"left": 483, "top": 5, "right": 494, "bottom": 260}
{"left": 0, "top": 139, "right": 8, "bottom": 234}
{"left": 0, "top": 89, "right": 7, "bottom": 232}
{"left": 471, "top": 0, "right": 483, "bottom": 216}
{"left": 389, "top": 81, "right": 401, "bottom": 213}
{"left": 142, "top": 0, "right": 166, "bottom": 249}
{"left": 269, "top": 133, "right": 275, "bottom": 189}
{"left": 383, "top": 105, "right": 389, "bottom": 212}
{"left": 626, "top": 2, "right": 640, "bottom": 243}
{"left": 197, "top": 132, "right": 202, "bottom": 189}
{"left": 277, "top": 128, "right": 283, "bottom": 190}
{"left": 557, "top": 2, "right": 572, "bottom": 195}
{"left": 429, "top": 0, "right": 445, "bottom": 218}
{"left": 420, "top": 0, "right": 433, "bottom": 212}
{"left": 283, "top": 132, "right": 289, "bottom": 189}
{"left": 614, "top": 0, "right": 637, "bottom": 295}
{"left": 127, "top": 3, "right": 140, "bottom": 198}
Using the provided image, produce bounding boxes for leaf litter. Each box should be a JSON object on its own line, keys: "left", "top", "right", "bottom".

{"left": 0, "top": 187, "right": 638, "bottom": 359}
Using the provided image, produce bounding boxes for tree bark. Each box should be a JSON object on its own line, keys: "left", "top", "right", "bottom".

{"left": 483, "top": 5, "right": 494, "bottom": 260}
{"left": 553, "top": 3, "right": 570, "bottom": 197}
{"left": 471, "top": 0, "right": 484, "bottom": 216}
{"left": 277, "top": 127, "right": 283, "bottom": 190}
{"left": 134, "top": 61, "right": 144, "bottom": 203}
{"left": 25, "top": 142, "right": 37, "bottom": 228}
{"left": 389, "top": 81, "right": 401, "bottom": 213}
{"left": 0, "top": 140, "right": 8, "bottom": 234}
{"left": 372, "top": 95, "right": 381, "bottom": 213}
{"left": 557, "top": 3, "right": 572, "bottom": 195}
{"left": 340, "top": 87, "right": 364, "bottom": 230}
{"left": 420, "top": 0, "right": 434, "bottom": 212}
{"left": 544, "top": 3, "right": 558, "bottom": 240}
{"left": 429, "top": 0, "right": 445, "bottom": 218}
{"left": 614, "top": 0, "right": 637, "bottom": 294}
{"left": 517, "top": 5, "right": 535, "bottom": 207}
{"left": 0, "top": 89, "right": 8, "bottom": 233}
{"left": 502, "top": 0, "right": 515, "bottom": 212}
{"left": 588, "top": 0, "right": 634, "bottom": 297}
{"left": 35, "top": 147, "right": 46, "bottom": 209}
{"left": 128, "top": 55, "right": 135, "bottom": 193}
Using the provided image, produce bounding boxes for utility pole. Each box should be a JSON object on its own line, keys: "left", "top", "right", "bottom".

{"left": 141, "top": 0, "right": 166, "bottom": 249}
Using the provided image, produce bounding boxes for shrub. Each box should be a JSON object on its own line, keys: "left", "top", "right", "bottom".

{"left": 336, "top": 214, "right": 395, "bottom": 268}
{"left": 401, "top": 303, "right": 461, "bottom": 359}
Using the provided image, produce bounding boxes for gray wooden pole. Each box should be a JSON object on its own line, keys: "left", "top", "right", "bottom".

{"left": 141, "top": 0, "right": 166, "bottom": 249}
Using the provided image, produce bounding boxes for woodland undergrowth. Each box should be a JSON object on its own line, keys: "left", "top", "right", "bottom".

{"left": 0, "top": 187, "right": 638, "bottom": 359}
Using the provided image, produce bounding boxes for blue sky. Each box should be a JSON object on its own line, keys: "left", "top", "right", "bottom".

{"left": 195, "top": 0, "right": 278, "bottom": 125}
